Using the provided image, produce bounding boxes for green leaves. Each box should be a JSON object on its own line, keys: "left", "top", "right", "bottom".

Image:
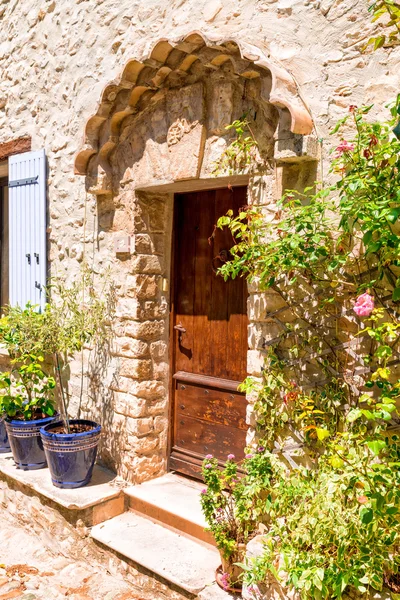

{"left": 213, "top": 114, "right": 259, "bottom": 175}
{"left": 367, "top": 0, "right": 400, "bottom": 50}
{"left": 366, "top": 440, "right": 387, "bottom": 455}
{"left": 200, "top": 451, "right": 275, "bottom": 566}
{"left": 375, "top": 345, "right": 393, "bottom": 361}
{"left": 386, "top": 207, "right": 400, "bottom": 223}
{"left": 0, "top": 353, "right": 56, "bottom": 421}
{"left": 217, "top": 102, "right": 400, "bottom": 600}
{"left": 316, "top": 428, "right": 330, "bottom": 441}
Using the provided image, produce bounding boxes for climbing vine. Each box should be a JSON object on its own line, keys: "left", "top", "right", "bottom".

{"left": 215, "top": 102, "right": 400, "bottom": 598}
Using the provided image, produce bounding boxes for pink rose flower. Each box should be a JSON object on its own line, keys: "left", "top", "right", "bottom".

{"left": 353, "top": 293, "right": 374, "bottom": 317}
{"left": 205, "top": 454, "right": 213, "bottom": 459}
{"left": 204, "top": 463, "right": 213, "bottom": 469}
{"left": 245, "top": 453, "right": 253, "bottom": 459}
{"left": 201, "top": 488, "right": 207, "bottom": 495}
{"left": 227, "top": 453, "right": 235, "bottom": 460}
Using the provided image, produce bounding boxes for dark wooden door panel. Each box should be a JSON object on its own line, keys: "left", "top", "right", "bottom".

{"left": 174, "top": 192, "right": 197, "bottom": 374}
{"left": 173, "top": 415, "right": 247, "bottom": 461}
{"left": 175, "top": 382, "right": 247, "bottom": 430}
{"left": 170, "top": 186, "right": 248, "bottom": 478}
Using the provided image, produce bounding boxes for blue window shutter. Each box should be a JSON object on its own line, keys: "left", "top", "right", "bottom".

{"left": 8, "top": 149, "right": 47, "bottom": 310}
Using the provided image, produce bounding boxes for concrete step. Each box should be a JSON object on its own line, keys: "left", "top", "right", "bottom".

{"left": 91, "top": 511, "right": 221, "bottom": 596}
{"left": 124, "top": 472, "right": 214, "bottom": 545}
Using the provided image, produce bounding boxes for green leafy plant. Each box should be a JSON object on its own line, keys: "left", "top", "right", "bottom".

{"left": 214, "top": 100, "right": 400, "bottom": 598}
{"left": 245, "top": 442, "right": 400, "bottom": 599}
{"left": 0, "top": 356, "right": 56, "bottom": 420}
{"left": 367, "top": 0, "right": 400, "bottom": 50}
{"left": 0, "top": 308, "right": 56, "bottom": 420}
{"left": 201, "top": 450, "right": 276, "bottom": 589}
{"left": 0, "top": 265, "right": 112, "bottom": 429}
{"left": 213, "top": 114, "right": 259, "bottom": 175}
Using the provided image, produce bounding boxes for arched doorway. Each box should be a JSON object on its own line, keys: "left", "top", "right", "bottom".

{"left": 74, "top": 32, "right": 315, "bottom": 483}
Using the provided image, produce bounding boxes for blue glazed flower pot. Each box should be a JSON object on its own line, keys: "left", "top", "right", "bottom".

{"left": 5, "top": 414, "right": 57, "bottom": 470}
{"left": 40, "top": 419, "right": 101, "bottom": 489}
{"left": 0, "top": 417, "right": 10, "bottom": 453}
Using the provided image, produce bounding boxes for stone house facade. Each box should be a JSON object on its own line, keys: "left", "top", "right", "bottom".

{"left": 0, "top": 0, "right": 399, "bottom": 484}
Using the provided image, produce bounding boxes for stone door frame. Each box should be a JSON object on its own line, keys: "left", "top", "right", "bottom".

{"left": 73, "top": 33, "right": 318, "bottom": 484}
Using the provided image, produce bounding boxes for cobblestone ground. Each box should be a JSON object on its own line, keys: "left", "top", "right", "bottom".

{"left": 0, "top": 518, "right": 142, "bottom": 600}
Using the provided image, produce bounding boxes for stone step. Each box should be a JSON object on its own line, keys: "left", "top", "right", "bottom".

{"left": 0, "top": 452, "right": 125, "bottom": 526}
{"left": 91, "top": 510, "right": 221, "bottom": 596}
{"left": 124, "top": 472, "right": 215, "bottom": 545}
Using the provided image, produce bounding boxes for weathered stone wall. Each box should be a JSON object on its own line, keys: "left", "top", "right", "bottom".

{"left": 1, "top": 0, "right": 399, "bottom": 482}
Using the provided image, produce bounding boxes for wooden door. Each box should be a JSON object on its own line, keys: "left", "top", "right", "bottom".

{"left": 170, "top": 187, "right": 248, "bottom": 478}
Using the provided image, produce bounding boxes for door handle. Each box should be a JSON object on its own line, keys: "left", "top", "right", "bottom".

{"left": 174, "top": 323, "right": 186, "bottom": 343}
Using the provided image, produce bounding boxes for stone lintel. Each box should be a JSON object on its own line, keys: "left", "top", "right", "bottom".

{"left": 0, "top": 136, "right": 31, "bottom": 162}
{"left": 0, "top": 454, "right": 125, "bottom": 526}
{"left": 135, "top": 174, "right": 249, "bottom": 194}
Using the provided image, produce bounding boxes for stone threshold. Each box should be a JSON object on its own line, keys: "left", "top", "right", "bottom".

{"left": 0, "top": 452, "right": 125, "bottom": 526}
{"left": 125, "top": 472, "right": 214, "bottom": 545}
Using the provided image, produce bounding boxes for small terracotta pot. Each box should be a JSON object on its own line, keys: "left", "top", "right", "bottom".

{"left": 216, "top": 543, "right": 246, "bottom": 592}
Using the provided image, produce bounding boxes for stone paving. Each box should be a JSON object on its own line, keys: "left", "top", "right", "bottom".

{"left": 0, "top": 516, "right": 142, "bottom": 600}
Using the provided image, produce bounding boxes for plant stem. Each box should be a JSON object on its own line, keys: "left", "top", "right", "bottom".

{"left": 53, "top": 352, "right": 70, "bottom": 433}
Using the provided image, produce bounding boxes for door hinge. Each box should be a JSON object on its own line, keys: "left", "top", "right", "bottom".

{"left": 8, "top": 176, "right": 39, "bottom": 188}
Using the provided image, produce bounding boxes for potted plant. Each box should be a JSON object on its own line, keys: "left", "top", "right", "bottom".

{"left": 200, "top": 449, "right": 274, "bottom": 593}
{"left": 36, "top": 269, "right": 110, "bottom": 488}
{"left": 0, "top": 267, "right": 110, "bottom": 486}
{"left": 0, "top": 355, "right": 57, "bottom": 469}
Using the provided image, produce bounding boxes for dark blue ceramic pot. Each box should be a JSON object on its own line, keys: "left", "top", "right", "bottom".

{"left": 0, "top": 417, "right": 10, "bottom": 453}
{"left": 5, "top": 414, "right": 57, "bottom": 470}
{"left": 40, "top": 419, "right": 101, "bottom": 489}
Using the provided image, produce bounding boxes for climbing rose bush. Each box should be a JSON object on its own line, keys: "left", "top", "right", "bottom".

{"left": 214, "top": 100, "right": 400, "bottom": 599}
{"left": 353, "top": 293, "right": 375, "bottom": 317}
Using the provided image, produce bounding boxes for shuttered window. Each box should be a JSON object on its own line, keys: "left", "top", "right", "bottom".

{"left": 8, "top": 149, "right": 47, "bottom": 310}
{"left": 0, "top": 180, "right": 9, "bottom": 307}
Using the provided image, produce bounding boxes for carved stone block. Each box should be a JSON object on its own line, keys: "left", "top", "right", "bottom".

{"left": 166, "top": 82, "right": 205, "bottom": 181}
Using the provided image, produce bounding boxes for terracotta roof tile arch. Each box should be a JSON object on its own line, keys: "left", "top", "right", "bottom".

{"left": 74, "top": 32, "right": 314, "bottom": 176}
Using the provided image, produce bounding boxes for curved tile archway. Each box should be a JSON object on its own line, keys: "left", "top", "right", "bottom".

{"left": 74, "top": 32, "right": 314, "bottom": 177}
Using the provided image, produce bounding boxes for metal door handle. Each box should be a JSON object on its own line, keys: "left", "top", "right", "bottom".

{"left": 174, "top": 323, "right": 186, "bottom": 343}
